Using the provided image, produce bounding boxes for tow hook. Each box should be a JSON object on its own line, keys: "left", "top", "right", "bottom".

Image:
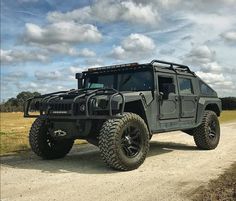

{"left": 54, "top": 130, "right": 67, "bottom": 137}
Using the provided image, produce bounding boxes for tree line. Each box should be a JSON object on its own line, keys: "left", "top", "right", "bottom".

{"left": 0, "top": 91, "right": 236, "bottom": 112}
{"left": 0, "top": 91, "right": 41, "bottom": 112}
{"left": 221, "top": 97, "right": 236, "bottom": 110}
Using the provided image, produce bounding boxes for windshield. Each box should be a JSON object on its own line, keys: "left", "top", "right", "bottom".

{"left": 85, "top": 70, "right": 153, "bottom": 91}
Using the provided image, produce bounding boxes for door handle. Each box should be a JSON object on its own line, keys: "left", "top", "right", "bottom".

{"left": 158, "top": 92, "right": 164, "bottom": 101}
{"left": 175, "top": 96, "right": 178, "bottom": 101}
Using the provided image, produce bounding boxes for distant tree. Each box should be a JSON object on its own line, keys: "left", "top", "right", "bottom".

{"left": 16, "top": 91, "right": 41, "bottom": 105}
{"left": 0, "top": 91, "right": 41, "bottom": 112}
{"left": 220, "top": 97, "right": 236, "bottom": 110}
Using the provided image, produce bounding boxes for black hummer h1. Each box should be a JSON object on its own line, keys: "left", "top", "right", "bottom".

{"left": 24, "top": 60, "right": 221, "bottom": 171}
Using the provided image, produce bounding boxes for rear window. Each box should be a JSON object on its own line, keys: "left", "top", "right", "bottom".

{"left": 199, "top": 81, "right": 216, "bottom": 96}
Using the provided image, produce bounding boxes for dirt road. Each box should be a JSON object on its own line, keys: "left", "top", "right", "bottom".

{"left": 1, "top": 122, "right": 236, "bottom": 201}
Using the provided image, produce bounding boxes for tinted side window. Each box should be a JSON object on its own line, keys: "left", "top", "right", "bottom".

{"left": 178, "top": 78, "right": 193, "bottom": 94}
{"left": 158, "top": 76, "right": 176, "bottom": 99}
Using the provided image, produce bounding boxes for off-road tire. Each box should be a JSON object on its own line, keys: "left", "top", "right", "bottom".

{"left": 193, "top": 110, "right": 220, "bottom": 150}
{"left": 98, "top": 113, "right": 149, "bottom": 171}
{"left": 29, "top": 117, "right": 74, "bottom": 159}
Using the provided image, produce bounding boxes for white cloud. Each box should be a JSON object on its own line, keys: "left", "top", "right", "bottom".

{"left": 200, "top": 62, "right": 222, "bottom": 73}
{"left": 84, "top": 58, "right": 104, "bottom": 67}
{"left": 0, "top": 49, "right": 48, "bottom": 64}
{"left": 122, "top": 33, "right": 156, "bottom": 51}
{"left": 3, "top": 71, "right": 28, "bottom": 82}
{"left": 21, "top": 22, "right": 101, "bottom": 58}
{"left": 78, "top": 48, "right": 96, "bottom": 57}
{"left": 34, "top": 66, "right": 85, "bottom": 81}
{"left": 185, "top": 45, "right": 215, "bottom": 65}
{"left": 41, "top": 43, "right": 78, "bottom": 56}
{"left": 66, "top": 66, "right": 83, "bottom": 74}
{"left": 159, "top": 48, "right": 175, "bottom": 55}
{"left": 120, "top": 1, "right": 160, "bottom": 25}
{"left": 17, "top": 81, "right": 70, "bottom": 94}
{"left": 24, "top": 22, "right": 102, "bottom": 45}
{"left": 196, "top": 71, "right": 225, "bottom": 85}
{"left": 47, "top": 0, "right": 160, "bottom": 26}
{"left": 221, "top": 30, "right": 236, "bottom": 43}
{"left": 35, "top": 70, "right": 62, "bottom": 80}
{"left": 110, "top": 33, "right": 156, "bottom": 59}
{"left": 47, "top": 6, "right": 92, "bottom": 23}
{"left": 111, "top": 47, "right": 125, "bottom": 59}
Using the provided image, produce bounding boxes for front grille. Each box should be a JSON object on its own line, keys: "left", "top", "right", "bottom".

{"left": 50, "top": 103, "right": 71, "bottom": 111}
{"left": 47, "top": 101, "right": 86, "bottom": 115}
{"left": 49, "top": 102, "right": 72, "bottom": 115}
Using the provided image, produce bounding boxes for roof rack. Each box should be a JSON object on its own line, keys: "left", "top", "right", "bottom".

{"left": 150, "top": 60, "right": 194, "bottom": 75}
{"left": 87, "top": 62, "right": 139, "bottom": 72}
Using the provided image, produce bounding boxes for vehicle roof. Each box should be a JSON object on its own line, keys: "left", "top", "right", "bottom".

{"left": 82, "top": 59, "right": 196, "bottom": 77}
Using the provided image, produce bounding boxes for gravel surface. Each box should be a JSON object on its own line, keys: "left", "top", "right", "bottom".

{"left": 1, "top": 122, "right": 236, "bottom": 201}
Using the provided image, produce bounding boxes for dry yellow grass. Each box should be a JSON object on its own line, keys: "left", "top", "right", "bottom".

{"left": 0, "top": 112, "right": 34, "bottom": 155}
{"left": 219, "top": 110, "right": 236, "bottom": 123}
{"left": 0, "top": 110, "right": 236, "bottom": 155}
{"left": 0, "top": 113, "right": 86, "bottom": 155}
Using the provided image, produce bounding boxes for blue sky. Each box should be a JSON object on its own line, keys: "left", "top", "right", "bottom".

{"left": 1, "top": 0, "right": 236, "bottom": 101}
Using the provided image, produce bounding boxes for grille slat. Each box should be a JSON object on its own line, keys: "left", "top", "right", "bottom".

{"left": 47, "top": 101, "right": 86, "bottom": 115}
{"left": 49, "top": 102, "right": 72, "bottom": 114}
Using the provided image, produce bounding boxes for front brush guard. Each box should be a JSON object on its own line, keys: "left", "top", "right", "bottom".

{"left": 24, "top": 88, "right": 125, "bottom": 119}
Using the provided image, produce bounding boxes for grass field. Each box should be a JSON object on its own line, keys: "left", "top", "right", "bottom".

{"left": 0, "top": 112, "right": 86, "bottom": 155}
{"left": 1, "top": 110, "right": 236, "bottom": 155}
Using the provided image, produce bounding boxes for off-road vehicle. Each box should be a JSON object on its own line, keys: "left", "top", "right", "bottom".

{"left": 24, "top": 60, "right": 221, "bottom": 171}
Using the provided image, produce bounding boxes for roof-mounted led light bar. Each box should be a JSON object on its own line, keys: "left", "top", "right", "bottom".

{"left": 87, "top": 62, "right": 139, "bottom": 72}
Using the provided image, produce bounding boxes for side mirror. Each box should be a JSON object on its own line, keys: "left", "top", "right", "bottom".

{"left": 75, "top": 73, "right": 83, "bottom": 89}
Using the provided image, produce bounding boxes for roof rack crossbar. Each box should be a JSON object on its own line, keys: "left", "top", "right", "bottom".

{"left": 150, "top": 59, "right": 193, "bottom": 74}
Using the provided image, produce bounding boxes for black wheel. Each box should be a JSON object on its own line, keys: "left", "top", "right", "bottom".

{"left": 29, "top": 117, "right": 74, "bottom": 159}
{"left": 98, "top": 113, "right": 149, "bottom": 171}
{"left": 193, "top": 110, "right": 220, "bottom": 150}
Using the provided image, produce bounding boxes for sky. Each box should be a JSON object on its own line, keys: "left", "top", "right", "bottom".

{"left": 1, "top": 0, "right": 236, "bottom": 101}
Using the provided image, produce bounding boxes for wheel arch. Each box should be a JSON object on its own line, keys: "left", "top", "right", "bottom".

{"left": 124, "top": 100, "right": 149, "bottom": 130}
{"left": 205, "top": 103, "right": 221, "bottom": 116}
{"left": 196, "top": 98, "right": 222, "bottom": 126}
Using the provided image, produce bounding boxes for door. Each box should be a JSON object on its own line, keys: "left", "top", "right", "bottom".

{"left": 158, "top": 75, "right": 179, "bottom": 120}
{"left": 178, "top": 77, "right": 197, "bottom": 118}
